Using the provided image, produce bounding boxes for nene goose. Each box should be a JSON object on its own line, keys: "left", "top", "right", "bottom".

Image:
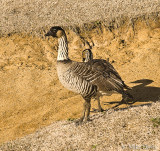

{"left": 45, "top": 26, "right": 133, "bottom": 124}
{"left": 82, "top": 49, "right": 93, "bottom": 62}
{"left": 82, "top": 49, "right": 106, "bottom": 112}
{"left": 82, "top": 49, "right": 132, "bottom": 111}
{"left": 82, "top": 49, "right": 109, "bottom": 62}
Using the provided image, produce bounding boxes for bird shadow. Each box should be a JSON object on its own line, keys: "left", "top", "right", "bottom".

{"left": 104, "top": 79, "right": 160, "bottom": 108}
{"left": 129, "top": 79, "right": 160, "bottom": 103}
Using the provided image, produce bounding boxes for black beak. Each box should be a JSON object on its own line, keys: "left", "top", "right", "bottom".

{"left": 45, "top": 31, "right": 52, "bottom": 37}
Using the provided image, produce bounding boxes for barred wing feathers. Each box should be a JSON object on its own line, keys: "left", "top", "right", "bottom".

{"left": 67, "top": 59, "right": 130, "bottom": 94}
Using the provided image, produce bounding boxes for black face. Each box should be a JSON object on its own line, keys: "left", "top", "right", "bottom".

{"left": 86, "top": 49, "right": 92, "bottom": 55}
{"left": 45, "top": 26, "right": 64, "bottom": 37}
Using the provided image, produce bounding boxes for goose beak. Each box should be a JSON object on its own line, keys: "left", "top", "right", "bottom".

{"left": 45, "top": 31, "right": 52, "bottom": 37}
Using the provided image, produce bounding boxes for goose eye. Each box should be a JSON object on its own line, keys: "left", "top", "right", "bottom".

{"left": 51, "top": 28, "right": 56, "bottom": 33}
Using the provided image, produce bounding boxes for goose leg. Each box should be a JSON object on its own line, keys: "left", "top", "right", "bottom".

{"left": 122, "top": 91, "right": 134, "bottom": 104}
{"left": 97, "top": 98, "right": 104, "bottom": 112}
{"left": 77, "top": 101, "right": 87, "bottom": 124}
{"left": 92, "top": 98, "right": 104, "bottom": 112}
{"left": 75, "top": 98, "right": 91, "bottom": 125}
{"left": 112, "top": 91, "right": 134, "bottom": 109}
{"left": 83, "top": 99, "right": 91, "bottom": 122}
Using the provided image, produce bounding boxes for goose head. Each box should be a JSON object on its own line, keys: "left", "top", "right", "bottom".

{"left": 82, "top": 49, "right": 93, "bottom": 62}
{"left": 45, "top": 26, "right": 65, "bottom": 38}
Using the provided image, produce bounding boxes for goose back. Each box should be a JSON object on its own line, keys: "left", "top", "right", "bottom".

{"left": 57, "top": 59, "right": 127, "bottom": 98}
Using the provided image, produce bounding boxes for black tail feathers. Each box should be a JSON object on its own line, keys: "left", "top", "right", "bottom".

{"left": 122, "top": 81, "right": 132, "bottom": 90}
{"left": 122, "top": 91, "right": 134, "bottom": 104}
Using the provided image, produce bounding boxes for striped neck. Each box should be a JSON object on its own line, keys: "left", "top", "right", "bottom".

{"left": 84, "top": 55, "right": 92, "bottom": 62}
{"left": 57, "top": 35, "right": 69, "bottom": 61}
{"left": 84, "top": 53, "right": 93, "bottom": 62}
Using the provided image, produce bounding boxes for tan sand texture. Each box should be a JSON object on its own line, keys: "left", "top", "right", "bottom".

{"left": 0, "top": 0, "right": 160, "bottom": 150}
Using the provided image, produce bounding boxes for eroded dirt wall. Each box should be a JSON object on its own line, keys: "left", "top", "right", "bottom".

{"left": 0, "top": 18, "right": 160, "bottom": 144}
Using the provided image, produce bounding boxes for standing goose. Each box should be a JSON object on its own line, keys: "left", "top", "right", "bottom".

{"left": 82, "top": 49, "right": 93, "bottom": 62}
{"left": 82, "top": 49, "right": 104, "bottom": 112}
{"left": 82, "top": 49, "right": 132, "bottom": 111}
{"left": 45, "top": 26, "right": 133, "bottom": 124}
{"left": 82, "top": 49, "right": 109, "bottom": 62}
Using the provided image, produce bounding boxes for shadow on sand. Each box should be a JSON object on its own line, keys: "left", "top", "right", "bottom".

{"left": 104, "top": 79, "right": 160, "bottom": 109}
{"left": 130, "top": 79, "right": 160, "bottom": 102}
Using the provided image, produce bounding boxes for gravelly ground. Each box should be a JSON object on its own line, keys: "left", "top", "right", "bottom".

{"left": 0, "top": 102, "right": 160, "bottom": 151}
{"left": 0, "top": 0, "right": 160, "bottom": 35}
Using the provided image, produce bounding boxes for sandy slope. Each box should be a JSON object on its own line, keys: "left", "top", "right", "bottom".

{"left": 0, "top": 17, "right": 160, "bottom": 145}
{"left": 0, "top": 102, "right": 160, "bottom": 151}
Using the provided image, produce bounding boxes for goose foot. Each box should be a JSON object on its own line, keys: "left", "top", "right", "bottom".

{"left": 75, "top": 117, "right": 91, "bottom": 126}
{"left": 75, "top": 118, "right": 84, "bottom": 126}
{"left": 92, "top": 108, "right": 105, "bottom": 113}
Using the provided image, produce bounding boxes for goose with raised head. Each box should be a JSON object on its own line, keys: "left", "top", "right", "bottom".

{"left": 82, "top": 49, "right": 103, "bottom": 112}
{"left": 82, "top": 49, "right": 109, "bottom": 62}
{"left": 45, "top": 26, "right": 133, "bottom": 124}
{"left": 82, "top": 49, "right": 132, "bottom": 111}
{"left": 82, "top": 49, "right": 93, "bottom": 62}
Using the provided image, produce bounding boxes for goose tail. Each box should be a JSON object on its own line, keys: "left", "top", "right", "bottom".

{"left": 123, "top": 82, "right": 132, "bottom": 90}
